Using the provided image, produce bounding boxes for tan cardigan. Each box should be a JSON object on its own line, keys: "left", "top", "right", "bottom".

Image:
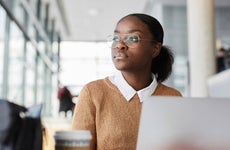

{"left": 72, "top": 77, "right": 182, "bottom": 150}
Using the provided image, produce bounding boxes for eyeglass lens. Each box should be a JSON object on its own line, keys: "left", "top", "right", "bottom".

{"left": 107, "top": 34, "right": 140, "bottom": 48}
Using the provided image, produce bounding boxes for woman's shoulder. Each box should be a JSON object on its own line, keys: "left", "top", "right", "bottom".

{"left": 77, "top": 77, "right": 120, "bottom": 104}
{"left": 82, "top": 77, "right": 117, "bottom": 91}
{"left": 154, "top": 83, "right": 182, "bottom": 96}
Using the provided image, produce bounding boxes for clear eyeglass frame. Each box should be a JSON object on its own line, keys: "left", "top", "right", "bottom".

{"left": 106, "top": 33, "right": 156, "bottom": 48}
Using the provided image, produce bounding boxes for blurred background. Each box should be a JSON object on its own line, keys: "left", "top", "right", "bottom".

{"left": 0, "top": 0, "right": 230, "bottom": 117}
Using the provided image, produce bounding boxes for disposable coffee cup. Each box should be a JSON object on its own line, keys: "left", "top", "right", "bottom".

{"left": 54, "top": 130, "right": 92, "bottom": 150}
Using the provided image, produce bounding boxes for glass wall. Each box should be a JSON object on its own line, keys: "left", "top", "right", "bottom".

{"left": 0, "top": 0, "right": 61, "bottom": 116}
{"left": 25, "top": 42, "right": 36, "bottom": 106}
{"left": 7, "top": 21, "right": 25, "bottom": 104}
{"left": 0, "top": 7, "right": 6, "bottom": 97}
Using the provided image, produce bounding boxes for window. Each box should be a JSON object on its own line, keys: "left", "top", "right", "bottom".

{"left": 0, "top": 7, "right": 6, "bottom": 97}
{"left": 7, "top": 22, "right": 25, "bottom": 104}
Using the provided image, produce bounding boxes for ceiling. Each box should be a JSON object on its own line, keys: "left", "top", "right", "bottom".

{"left": 60, "top": 0, "right": 149, "bottom": 42}
{"left": 59, "top": 0, "right": 230, "bottom": 42}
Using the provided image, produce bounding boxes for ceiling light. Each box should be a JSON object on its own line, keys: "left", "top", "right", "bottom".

{"left": 88, "top": 8, "right": 99, "bottom": 16}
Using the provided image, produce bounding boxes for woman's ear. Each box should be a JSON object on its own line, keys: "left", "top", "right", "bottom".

{"left": 152, "top": 43, "right": 161, "bottom": 58}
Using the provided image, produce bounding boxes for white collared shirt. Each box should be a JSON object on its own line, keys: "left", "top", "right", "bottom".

{"left": 109, "top": 72, "right": 158, "bottom": 102}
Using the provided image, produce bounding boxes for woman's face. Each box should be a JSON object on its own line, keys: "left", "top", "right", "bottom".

{"left": 111, "top": 16, "right": 160, "bottom": 73}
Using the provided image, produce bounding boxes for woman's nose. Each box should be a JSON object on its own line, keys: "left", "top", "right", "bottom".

{"left": 115, "top": 40, "right": 127, "bottom": 50}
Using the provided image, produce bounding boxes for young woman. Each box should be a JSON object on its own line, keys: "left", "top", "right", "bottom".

{"left": 72, "top": 13, "right": 182, "bottom": 150}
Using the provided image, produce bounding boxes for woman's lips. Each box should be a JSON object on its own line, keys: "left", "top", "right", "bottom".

{"left": 114, "top": 52, "right": 128, "bottom": 59}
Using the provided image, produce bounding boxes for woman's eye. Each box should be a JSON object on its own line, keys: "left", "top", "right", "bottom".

{"left": 128, "top": 36, "right": 139, "bottom": 42}
{"left": 113, "top": 36, "right": 120, "bottom": 42}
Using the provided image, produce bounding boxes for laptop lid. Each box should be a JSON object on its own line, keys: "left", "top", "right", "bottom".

{"left": 136, "top": 96, "right": 230, "bottom": 150}
{"left": 207, "top": 69, "right": 230, "bottom": 98}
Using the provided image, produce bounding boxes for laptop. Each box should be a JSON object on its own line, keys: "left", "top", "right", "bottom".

{"left": 136, "top": 96, "right": 230, "bottom": 150}
{"left": 207, "top": 69, "right": 230, "bottom": 98}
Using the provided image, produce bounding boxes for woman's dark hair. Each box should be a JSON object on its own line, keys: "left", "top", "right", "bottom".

{"left": 120, "top": 13, "right": 174, "bottom": 82}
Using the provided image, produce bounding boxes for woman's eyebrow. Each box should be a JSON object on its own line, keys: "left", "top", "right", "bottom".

{"left": 129, "top": 29, "right": 143, "bottom": 33}
{"left": 113, "top": 29, "right": 143, "bottom": 34}
{"left": 114, "top": 30, "right": 119, "bottom": 33}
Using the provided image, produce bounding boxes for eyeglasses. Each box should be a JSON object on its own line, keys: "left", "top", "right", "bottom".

{"left": 106, "top": 33, "right": 156, "bottom": 48}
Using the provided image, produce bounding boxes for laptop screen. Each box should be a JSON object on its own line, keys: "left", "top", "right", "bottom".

{"left": 136, "top": 96, "right": 230, "bottom": 150}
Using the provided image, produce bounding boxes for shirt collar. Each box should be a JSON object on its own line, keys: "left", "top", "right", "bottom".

{"left": 109, "top": 72, "right": 158, "bottom": 102}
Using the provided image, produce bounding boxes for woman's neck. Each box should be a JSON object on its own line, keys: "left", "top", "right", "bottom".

{"left": 121, "top": 72, "right": 153, "bottom": 91}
